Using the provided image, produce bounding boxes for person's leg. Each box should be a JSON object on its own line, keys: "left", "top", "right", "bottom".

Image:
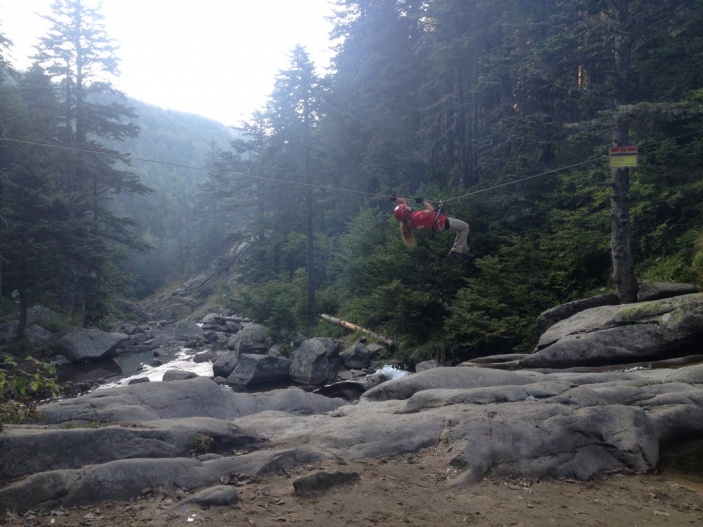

{"left": 447, "top": 217, "right": 470, "bottom": 254}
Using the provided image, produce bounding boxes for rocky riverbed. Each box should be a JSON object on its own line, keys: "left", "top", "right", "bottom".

{"left": 2, "top": 285, "right": 703, "bottom": 524}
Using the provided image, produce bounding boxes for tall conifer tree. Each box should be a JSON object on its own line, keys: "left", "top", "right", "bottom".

{"left": 262, "top": 46, "right": 322, "bottom": 326}
{"left": 33, "top": 0, "right": 150, "bottom": 323}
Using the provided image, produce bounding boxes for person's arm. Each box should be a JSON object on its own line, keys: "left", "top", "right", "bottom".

{"left": 412, "top": 196, "right": 434, "bottom": 212}
{"left": 396, "top": 197, "right": 408, "bottom": 206}
{"left": 421, "top": 200, "right": 435, "bottom": 212}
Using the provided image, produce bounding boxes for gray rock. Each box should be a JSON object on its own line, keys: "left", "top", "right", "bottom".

{"left": 341, "top": 343, "right": 373, "bottom": 369}
{"left": 403, "top": 380, "right": 575, "bottom": 411}
{"left": 24, "top": 324, "right": 55, "bottom": 344}
{"left": 213, "top": 350, "right": 239, "bottom": 377}
{"left": 637, "top": 281, "right": 700, "bottom": 302}
{"left": 318, "top": 337, "right": 341, "bottom": 357}
{"left": 203, "top": 330, "right": 219, "bottom": 342}
{"left": 0, "top": 417, "right": 264, "bottom": 482}
{"left": 226, "top": 334, "right": 239, "bottom": 350}
{"left": 289, "top": 338, "right": 331, "bottom": 385}
{"left": 54, "top": 328, "right": 128, "bottom": 362}
{"left": 146, "top": 333, "right": 174, "bottom": 348}
{"left": 0, "top": 448, "right": 321, "bottom": 513}
{"left": 236, "top": 324, "right": 269, "bottom": 354}
{"left": 226, "top": 354, "right": 292, "bottom": 387}
{"left": 173, "top": 319, "right": 205, "bottom": 342}
{"left": 200, "top": 313, "right": 224, "bottom": 326}
{"left": 415, "top": 359, "right": 441, "bottom": 372}
{"left": 289, "top": 332, "right": 308, "bottom": 347}
{"left": 162, "top": 369, "right": 200, "bottom": 381}
{"left": 536, "top": 293, "right": 619, "bottom": 334}
{"left": 194, "top": 350, "right": 218, "bottom": 363}
{"left": 362, "top": 367, "right": 547, "bottom": 401}
{"left": 225, "top": 320, "right": 241, "bottom": 333}
{"left": 34, "top": 377, "right": 344, "bottom": 424}
{"left": 522, "top": 293, "right": 703, "bottom": 369}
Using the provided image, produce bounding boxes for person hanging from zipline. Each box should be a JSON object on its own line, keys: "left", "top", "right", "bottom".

{"left": 389, "top": 195, "right": 474, "bottom": 261}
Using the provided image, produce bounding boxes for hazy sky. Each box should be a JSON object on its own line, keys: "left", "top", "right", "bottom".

{"left": 1, "top": 0, "right": 337, "bottom": 126}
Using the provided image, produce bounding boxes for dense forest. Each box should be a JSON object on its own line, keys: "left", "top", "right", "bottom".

{"left": 1, "top": 0, "right": 702, "bottom": 368}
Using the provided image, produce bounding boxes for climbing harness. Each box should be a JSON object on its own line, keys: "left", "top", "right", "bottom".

{"left": 431, "top": 201, "right": 444, "bottom": 239}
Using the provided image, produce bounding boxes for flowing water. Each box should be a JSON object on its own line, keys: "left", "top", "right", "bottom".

{"left": 98, "top": 348, "right": 214, "bottom": 389}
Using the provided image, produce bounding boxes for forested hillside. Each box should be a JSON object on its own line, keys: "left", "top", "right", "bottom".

{"left": 1, "top": 0, "right": 702, "bottom": 364}
{"left": 108, "top": 100, "right": 233, "bottom": 297}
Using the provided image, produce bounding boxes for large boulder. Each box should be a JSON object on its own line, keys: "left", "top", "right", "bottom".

{"left": 54, "top": 328, "right": 128, "bottom": 362}
{"left": 212, "top": 350, "right": 239, "bottom": 377}
{"left": 637, "top": 281, "right": 700, "bottom": 302}
{"left": 226, "top": 354, "right": 292, "bottom": 387}
{"left": 231, "top": 324, "right": 269, "bottom": 354}
{"left": 289, "top": 338, "right": 333, "bottom": 385}
{"left": 536, "top": 293, "right": 619, "bottom": 334}
{"left": 173, "top": 319, "right": 205, "bottom": 342}
{"left": 521, "top": 293, "right": 703, "bottom": 369}
{"left": 341, "top": 342, "right": 374, "bottom": 369}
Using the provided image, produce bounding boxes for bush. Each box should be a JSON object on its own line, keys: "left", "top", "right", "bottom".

{"left": 0, "top": 354, "right": 61, "bottom": 425}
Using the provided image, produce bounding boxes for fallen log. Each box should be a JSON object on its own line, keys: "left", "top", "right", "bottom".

{"left": 320, "top": 314, "right": 395, "bottom": 348}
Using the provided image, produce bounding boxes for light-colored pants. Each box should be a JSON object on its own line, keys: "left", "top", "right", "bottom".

{"left": 447, "top": 217, "right": 470, "bottom": 254}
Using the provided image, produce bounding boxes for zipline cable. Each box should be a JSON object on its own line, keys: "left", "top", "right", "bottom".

{"left": 441, "top": 158, "right": 599, "bottom": 203}
{"left": 439, "top": 130, "right": 699, "bottom": 204}
{"left": 1, "top": 130, "right": 698, "bottom": 204}
{"left": 0, "top": 136, "right": 378, "bottom": 198}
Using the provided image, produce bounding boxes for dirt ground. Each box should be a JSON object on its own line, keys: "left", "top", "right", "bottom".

{"left": 2, "top": 448, "right": 703, "bottom": 527}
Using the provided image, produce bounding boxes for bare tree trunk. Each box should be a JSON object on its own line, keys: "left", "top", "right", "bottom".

{"left": 321, "top": 314, "right": 395, "bottom": 348}
{"left": 610, "top": 0, "right": 638, "bottom": 303}
{"left": 611, "top": 163, "right": 638, "bottom": 303}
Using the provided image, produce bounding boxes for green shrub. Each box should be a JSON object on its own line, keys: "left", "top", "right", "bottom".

{"left": 0, "top": 354, "right": 61, "bottom": 425}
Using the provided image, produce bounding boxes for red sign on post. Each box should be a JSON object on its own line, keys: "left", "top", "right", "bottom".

{"left": 609, "top": 146, "right": 638, "bottom": 167}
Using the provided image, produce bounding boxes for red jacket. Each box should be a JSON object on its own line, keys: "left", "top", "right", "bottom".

{"left": 410, "top": 210, "right": 448, "bottom": 231}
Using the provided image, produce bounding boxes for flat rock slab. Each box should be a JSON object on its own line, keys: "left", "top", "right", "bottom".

{"left": 35, "top": 377, "right": 345, "bottom": 424}
{"left": 0, "top": 417, "right": 266, "bottom": 482}
{"left": 4, "top": 364, "right": 703, "bottom": 514}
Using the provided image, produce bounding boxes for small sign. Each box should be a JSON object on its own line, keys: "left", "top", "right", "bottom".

{"left": 609, "top": 146, "right": 638, "bottom": 168}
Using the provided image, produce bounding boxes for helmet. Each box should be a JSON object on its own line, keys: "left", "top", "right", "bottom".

{"left": 393, "top": 204, "right": 411, "bottom": 221}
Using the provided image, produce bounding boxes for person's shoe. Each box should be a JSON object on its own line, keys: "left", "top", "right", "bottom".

{"left": 448, "top": 251, "right": 475, "bottom": 262}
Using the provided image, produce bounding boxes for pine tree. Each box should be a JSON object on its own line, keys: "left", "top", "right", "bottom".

{"left": 0, "top": 66, "right": 65, "bottom": 336}
{"left": 33, "top": 0, "right": 150, "bottom": 323}
{"left": 262, "top": 46, "right": 323, "bottom": 326}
